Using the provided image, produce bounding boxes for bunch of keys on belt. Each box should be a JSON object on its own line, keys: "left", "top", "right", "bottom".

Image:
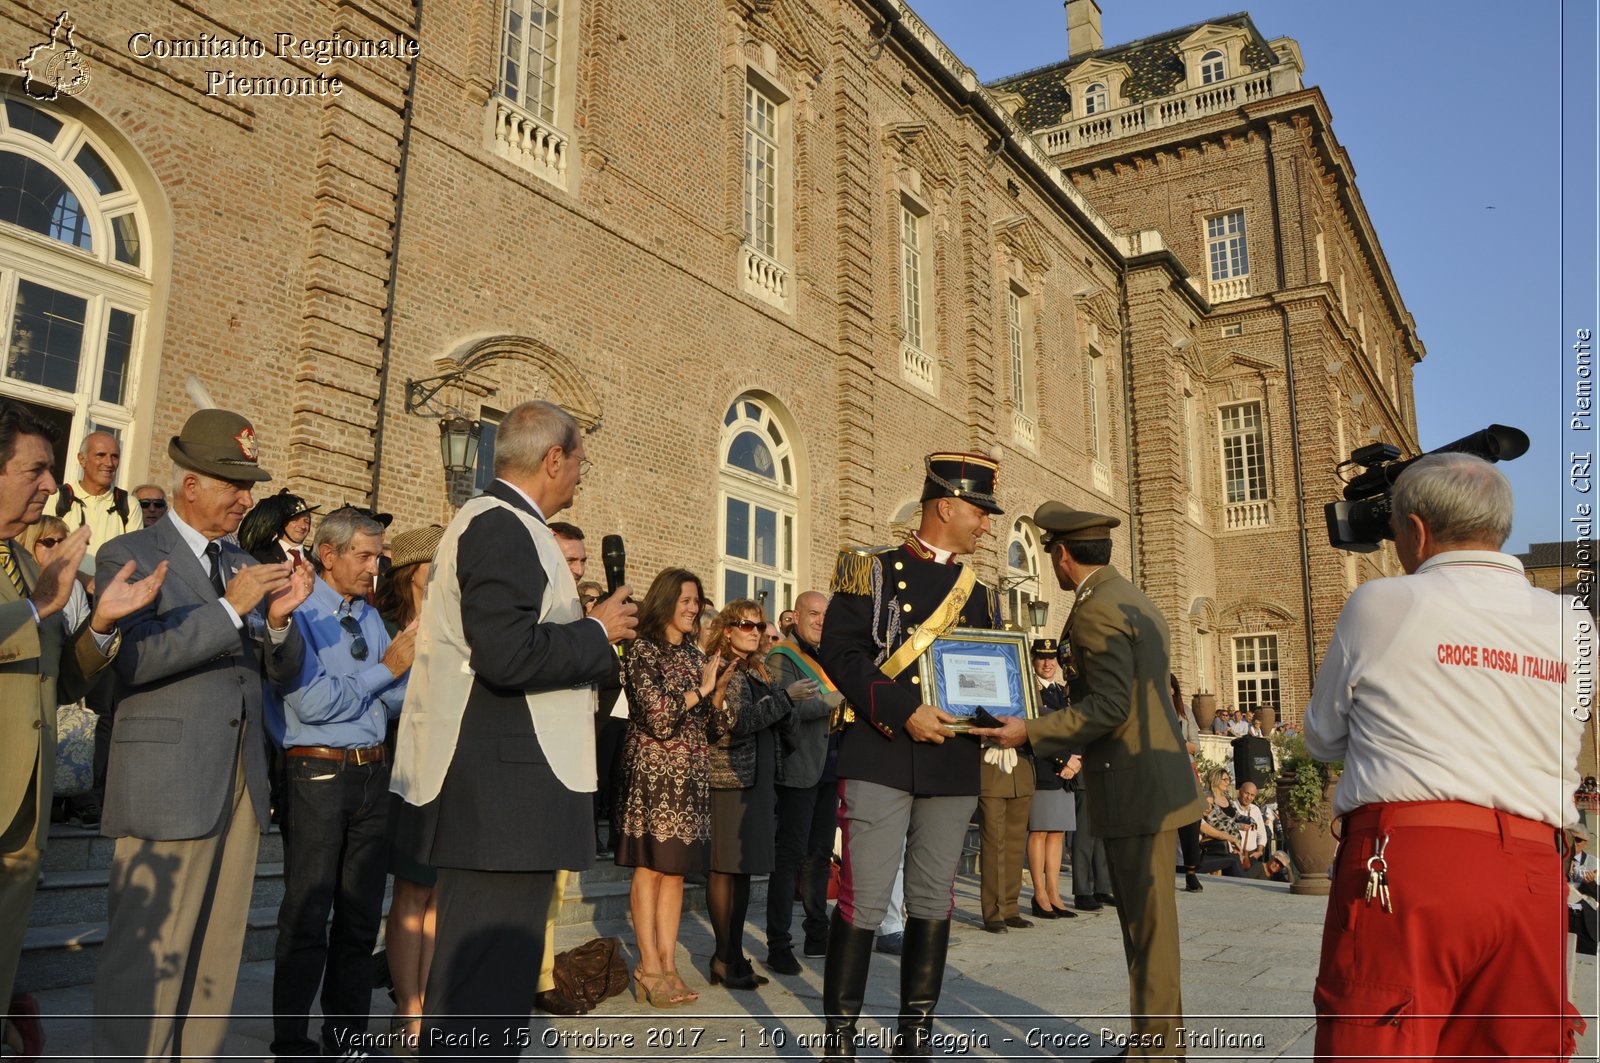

{"left": 1364, "top": 834, "right": 1393, "bottom": 913}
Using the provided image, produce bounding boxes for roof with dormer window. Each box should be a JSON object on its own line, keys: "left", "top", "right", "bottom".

{"left": 989, "top": 11, "right": 1279, "bottom": 130}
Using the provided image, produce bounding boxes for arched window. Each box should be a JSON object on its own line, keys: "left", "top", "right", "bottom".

{"left": 1200, "top": 50, "right": 1227, "bottom": 84}
{"left": 0, "top": 94, "right": 155, "bottom": 466}
{"left": 1084, "top": 83, "right": 1108, "bottom": 115}
{"left": 718, "top": 395, "right": 798, "bottom": 613}
{"left": 1005, "top": 519, "right": 1042, "bottom": 627}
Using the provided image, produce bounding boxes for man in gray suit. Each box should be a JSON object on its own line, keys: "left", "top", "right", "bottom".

{"left": 976, "top": 504, "right": 1204, "bottom": 1060}
{"left": 91, "top": 409, "right": 311, "bottom": 1061}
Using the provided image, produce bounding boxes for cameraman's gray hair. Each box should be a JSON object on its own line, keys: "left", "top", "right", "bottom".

{"left": 494, "top": 400, "right": 581, "bottom": 478}
{"left": 310, "top": 507, "right": 385, "bottom": 571}
{"left": 1391, "top": 453, "right": 1512, "bottom": 547}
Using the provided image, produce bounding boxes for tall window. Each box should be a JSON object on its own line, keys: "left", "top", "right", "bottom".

{"left": 1183, "top": 389, "right": 1198, "bottom": 493}
{"left": 1200, "top": 50, "right": 1227, "bottom": 84}
{"left": 1006, "top": 521, "right": 1042, "bottom": 628}
{"left": 499, "top": 0, "right": 561, "bottom": 123}
{"left": 899, "top": 200, "right": 928, "bottom": 351}
{"left": 1206, "top": 211, "right": 1248, "bottom": 282}
{"left": 1084, "top": 83, "right": 1108, "bottom": 115}
{"left": 1220, "top": 402, "right": 1266, "bottom": 504}
{"left": 719, "top": 396, "right": 798, "bottom": 612}
{"left": 1007, "top": 287, "right": 1025, "bottom": 408}
{"left": 1233, "top": 635, "right": 1280, "bottom": 712}
{"left": 1087, "top": 347, "right": 1108, "bottom": 459}
{"left": 744, "top": 82, "right": 779, "bottom": 260}
{"left": 0, "top": 96, "right": 153, "bottom": 467}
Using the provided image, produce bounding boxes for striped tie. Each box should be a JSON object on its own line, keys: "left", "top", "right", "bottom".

{"left": 0, "top": 540, "right": 27, "bottom": 597}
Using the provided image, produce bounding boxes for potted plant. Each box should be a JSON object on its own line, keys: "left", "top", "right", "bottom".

{"left": 1273, "top": 731, "right": 1341, "bottom": 896}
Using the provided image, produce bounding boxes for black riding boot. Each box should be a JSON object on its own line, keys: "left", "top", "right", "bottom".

{"left": 891, "top": 917, "right": 950, "bottom": 1061}
{"left": 822, "top": 910, "right": 875, "bottom": 1061}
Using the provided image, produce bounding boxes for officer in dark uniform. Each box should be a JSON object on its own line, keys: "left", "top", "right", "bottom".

{"left": 818, "top": 452, "right": 1004, "bottom": 1062}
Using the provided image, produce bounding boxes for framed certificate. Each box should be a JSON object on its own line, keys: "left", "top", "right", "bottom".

{"left": 917, "top": 627, "right": 1039, "bottom": 731}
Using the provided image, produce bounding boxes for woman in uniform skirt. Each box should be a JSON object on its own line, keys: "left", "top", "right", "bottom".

{"left": 1025, "top": 641, "right": 1077, "bottom": 920}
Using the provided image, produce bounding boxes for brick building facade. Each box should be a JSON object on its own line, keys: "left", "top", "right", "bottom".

{"left": 0, "top": 0, "right": 1419, "bottom": 718}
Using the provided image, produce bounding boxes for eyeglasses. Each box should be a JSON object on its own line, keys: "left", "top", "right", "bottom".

{"left": 581, "top": 595, "right": 600, "bottom": 606}
{"left": 732, "top": 620, "right": 763, "bottom": 632}
{"left": 138, "top": 498, "right": 166, "bottom": 510}
{"left": 339, "top": 614, "right": 369, "bottom": 661}
{"left": 36, "top": 536, "right": 63, "bottom": 548}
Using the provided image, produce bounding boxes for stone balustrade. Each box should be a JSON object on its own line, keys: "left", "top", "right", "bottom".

{"left": 741, "top": 244, "right": 789, "bottom": 305}
{"left": 492, "top": 97, "right": 567, "bottom": 188}
{"left": 1225, "top": 499, "right": 1272, "bottom": 530}
{"left": 1012, "top": 410, "right": 1038, "bottom": 449}
{"left": 1209, "top": 274, "right": 1251, "bottom": 304}
{"left": 900, "top": 341, "right": 938, "bottom": 394}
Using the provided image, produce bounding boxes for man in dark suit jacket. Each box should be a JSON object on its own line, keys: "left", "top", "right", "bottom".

{"left": 819, "top": 452, "right": 1003, "bottom": 1062}
{"left": 90, "top": 409, "right": 311, "bottom": 1061}
{"left": 389, "top": 400, "right": 635, "bottom": 1058}
{"left": 976, "top": 504, "right": 1204, "bottom": 1060}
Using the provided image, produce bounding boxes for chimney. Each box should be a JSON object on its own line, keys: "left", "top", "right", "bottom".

{"left": 1065, "top": 0, "right": 1103, "bottom": 58}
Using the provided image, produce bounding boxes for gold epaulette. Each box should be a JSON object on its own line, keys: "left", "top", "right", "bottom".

{"left": 830, "top": 546, "right": 893, "bottom": 596}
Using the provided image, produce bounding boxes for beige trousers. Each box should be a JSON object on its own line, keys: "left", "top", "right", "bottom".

{"left": 92, "top": 744, "right": 260, "bottom": 1062}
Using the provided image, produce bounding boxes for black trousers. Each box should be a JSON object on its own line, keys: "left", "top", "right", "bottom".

{"left": 271, "top": 756, "right": 391, "bottom": 1056}
{"left": 423, "top": 867, "right": 553, "bottom": 1059}
{"left": 767, "top": 779, "right": 838, "bottom": 952}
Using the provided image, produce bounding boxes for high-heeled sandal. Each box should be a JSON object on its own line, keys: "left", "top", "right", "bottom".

{"left": 664, "top": 970, "right": 700, "bottom": 1004}
{"left": 633, "top": 972, "right": 683, "bottom": 1009}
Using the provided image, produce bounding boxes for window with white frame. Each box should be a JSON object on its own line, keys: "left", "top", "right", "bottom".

{"left": 1183, "top": 389, "right": 1198, "bottom": 493}
{"left": 499, "top": 0, "right": 561, "bottom": 123}
{"left": 1206, "top": 211, "right": 1248, "bottom": 282}
{"left": 1006, "top": 520, "right": 1042, "bottom": 629}
{"left": 1220, "top": 402, "right": 1267, "bottom": 504}
{"left": 899, "top": 199, "right": 929, "bottom": 351}
{"left": 1200, "top": 49, "right": 1227, "bottom": 84}
{"left": 0, "top": 95, "right": 153, "bottom": 469}
{"left": 719, "top": 396, "right": 798, "bottom": 613}
{"left": 1007, "top": 286, "right": 1026, "bottom": 408}
{"left": 1233, "top": 634, "right": 1280, "bottom": 712}
{"left": 1087, "top": 345, "right": 1108, "bottom": 459}
{"left": 744, "top": 82, "right": 779, "bottom": 260}
{"left": 1084, "top": 82, "right": 1109, "bottom": 115}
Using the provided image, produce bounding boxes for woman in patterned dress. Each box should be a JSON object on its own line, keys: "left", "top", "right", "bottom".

{"left": 617, "top": 569, "right": 735, "bottom": 1006}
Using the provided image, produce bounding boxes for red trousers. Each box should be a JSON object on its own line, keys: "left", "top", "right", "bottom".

{"left": 1314, "top": 801, "right": 1584, "bottom": 1062}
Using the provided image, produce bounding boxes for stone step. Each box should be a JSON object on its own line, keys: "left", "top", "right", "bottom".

{"left": 20, "top": 905, "right": 283, "bottom": 993}
{"left": 40, "top": 823, "right": 285, "bottom": 873}
{"left": 29, "top": 863, "right": 286, "bottom": 928}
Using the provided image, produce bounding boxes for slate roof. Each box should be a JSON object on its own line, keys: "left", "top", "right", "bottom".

{"left": 989, "top": 11, "right": 1281, "bottom": 132}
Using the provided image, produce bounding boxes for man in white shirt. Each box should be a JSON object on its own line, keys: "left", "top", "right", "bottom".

{"left": 1233, "top": 782, "right": 1268, "bottom": 868}
{"left": 1304, "top": 453, "right": 1588, "bottom": 1059}
{"left": 50, "top": 431, "right": 136, "bottom": 566}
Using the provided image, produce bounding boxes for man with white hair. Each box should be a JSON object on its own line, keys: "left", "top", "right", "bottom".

{"left": 390, "top": 400, "right": 635, "bottom": 1057}
{"left": 1305, "top": 453, "right": 1588, "bottom": 1059}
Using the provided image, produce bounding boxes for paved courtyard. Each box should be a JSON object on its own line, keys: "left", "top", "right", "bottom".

{"left": 30, "top": 872, "right": 1600, "bottom": 1060}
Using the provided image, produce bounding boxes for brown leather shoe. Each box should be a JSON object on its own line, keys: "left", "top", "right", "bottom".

{"left": 1003, "top": 915, "right": 1034, "bottom": 929}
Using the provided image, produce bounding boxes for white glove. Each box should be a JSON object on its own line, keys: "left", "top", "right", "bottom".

{"left": 982, "top": 745, "right": 1018, "bottom": 774}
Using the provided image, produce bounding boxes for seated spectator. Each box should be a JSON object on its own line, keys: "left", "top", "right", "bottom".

{"left": 1242, "top": 710, "right": 1264, "bottom": 737}
{"left": 1227, "top": 710, "right": 1251, "bottom": 738}
{"left": 1571, "top": 827, "right": 1598, "bottom": 956}
{"left": 1253, "top": 850, "right": 1295, "bottom": 884}
{"left": 1196, "top": 769, "right": 1246, "bottom": 877}
{"left": 1234, "top": 782, "right": 1268, "bottom": 870}
{"left": 1210, "top": 709, "right": 1231, "bottom": 736}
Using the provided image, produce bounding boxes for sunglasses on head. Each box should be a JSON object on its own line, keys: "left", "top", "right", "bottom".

{"left": 138, "top": 498, "right": 166, "bottom": 510}
{"left": 338, "top": 614, "right": 369, "bottom": 661}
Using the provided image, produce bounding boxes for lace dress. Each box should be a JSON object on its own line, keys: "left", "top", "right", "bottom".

{"left": 616, "top": 637, "right": 727, "bottom": 875}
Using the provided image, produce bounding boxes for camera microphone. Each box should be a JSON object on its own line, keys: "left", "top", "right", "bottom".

{"left": 601, "top": 534, "right": 626, "bottom": 596}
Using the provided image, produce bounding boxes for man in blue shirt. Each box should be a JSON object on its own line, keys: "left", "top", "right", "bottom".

{"left": 267, "top": 506, "right": 416, "bottom": 1059}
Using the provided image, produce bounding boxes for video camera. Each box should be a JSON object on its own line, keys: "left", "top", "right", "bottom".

{"left": 1324, "top": 424, "right": 1529, "bottom": 552}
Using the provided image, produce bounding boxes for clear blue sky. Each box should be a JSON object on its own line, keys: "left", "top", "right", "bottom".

{"left": 910, "top": 1, "right": 1597, "bottom": 554}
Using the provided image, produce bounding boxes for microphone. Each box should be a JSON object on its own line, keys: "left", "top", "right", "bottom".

{"left": 601, "top": 534, "right": 626, "bottom": 596}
